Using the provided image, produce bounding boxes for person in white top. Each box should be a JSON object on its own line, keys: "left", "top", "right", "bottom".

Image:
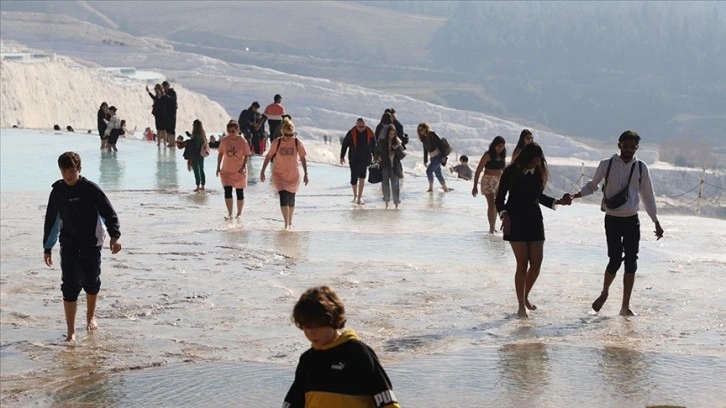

{"left": 570, "top": 130, "right": 664, "bottom": 316}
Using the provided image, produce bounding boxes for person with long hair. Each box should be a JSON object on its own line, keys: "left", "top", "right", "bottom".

{"left": 216, "top": 120, "right": 251, "bottom": 219}
{"left": 260, "top": 117, "right": 309, "bottom": 230}
{"left": 376, "top": 124, "right": 405, "bottom": 209}
{"left": 189, "top": 119, "right": 209, "bottom": 192}
{"left": 472, "top": 136, "right": 507, "bottom": 233}
{"left": 510, "top": 129, "right": 533, "bottom": 164}
{"left": 417, "top": 123, "right": 451, "bottom": 193}
{"left": 146, "top": 84, "right": 167, "bottom": 147}
{"left": 496, "top": 142, "right": 571, "bottom": 318}
{"left": 97, "top": 102, "right": 109, "bottom": 149}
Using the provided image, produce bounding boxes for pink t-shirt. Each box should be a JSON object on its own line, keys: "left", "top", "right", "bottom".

{"left": 266, "top": 137, "right": 306, "bottom": 193}
{"left": 218, "top": 136, "right": 251, "bottom": 189}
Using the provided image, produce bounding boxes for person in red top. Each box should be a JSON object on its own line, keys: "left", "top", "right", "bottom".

{"left": 216, "top": 120, "right": 251, "bottom": 220}
{"left": 263, "top": 94, "right": 286, "bottom": 142}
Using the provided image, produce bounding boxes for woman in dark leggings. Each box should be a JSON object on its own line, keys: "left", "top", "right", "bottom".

{"left": 259, "top": 117, "right": 309, "bottom": 230}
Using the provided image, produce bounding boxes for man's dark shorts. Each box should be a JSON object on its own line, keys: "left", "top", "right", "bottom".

{"left": 349, "top": 162, "right": 368, "bottom": 185}
{"left": 60, "top": 245, "right": 102, "bottom": 301}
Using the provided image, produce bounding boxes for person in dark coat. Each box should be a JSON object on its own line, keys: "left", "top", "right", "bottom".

{"left": 97, "top": 102, "right": 109, "bottom": 149}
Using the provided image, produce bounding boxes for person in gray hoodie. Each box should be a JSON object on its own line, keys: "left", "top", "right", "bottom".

{"left": 375, "top": 124, "right": 405, "bottom": 209}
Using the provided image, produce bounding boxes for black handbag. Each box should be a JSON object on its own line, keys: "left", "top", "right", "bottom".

{"left": 602, "top": 159, "right": 637, "bottom": 211}
{"left": 368, "top": 163, "right": 382, "bottom": 184}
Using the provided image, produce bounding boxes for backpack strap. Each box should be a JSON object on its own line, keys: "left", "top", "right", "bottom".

{"left": 271, "top": 137, "right": 299, "bottom": 160}
{"left": 602, "top": 158, "right": 614, "bottom": 192}
{"left": 638, "top": 160, "right": 643, "bottom": 183}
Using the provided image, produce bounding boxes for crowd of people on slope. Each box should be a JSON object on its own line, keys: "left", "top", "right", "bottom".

{"left": 91, "top": 88, "right": 668, "bottom": 322}
{"left": 41, "top": 131, "right": 666, "bottom": 405}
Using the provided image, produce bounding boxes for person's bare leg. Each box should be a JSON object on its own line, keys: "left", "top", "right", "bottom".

{"left": 356, "top": 178, "right": 365, "bottom": 204}
{"left": 524, "top": 241, "right": 544, "bottom": 311}
{"left": 485, "top": 193, "right": 497, "bottom": 233}
{"left": 236, "top": 199, "right": 244, "bottom": 218}
{"left": 287, "top": 207, "right": 295, "bottom": 230}
{"left": 351, "top": 184, "right": 357, "bottom": 202}
{"left": 158, "top": 130, "right": 165, "bottom": 147}
{"left": 280, "top": 205, "right": 289, "bottom": 229}
{"left": 63, "top": 300, "right": 77, "bottom": 341}
{"left": 510, "top": 242, "right": 530, "bottom": 318}
{"left": 427, "top": 181, "right": 434, "bottom": 192}
{"left": 620, "top": 273, "right": 636, "bottom": 316}
{"left": 224, "top": 198, "right": 233, "bottom": 219}
{"left": 86, "top": 293, "right": 99, "bottom": 331}
{"left": 592, "top": 271, "right": 617, "bottom": 312}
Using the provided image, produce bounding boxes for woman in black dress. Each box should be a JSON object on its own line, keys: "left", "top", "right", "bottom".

{"left": 495, "top": 143, "right": 571, "bottom": 318}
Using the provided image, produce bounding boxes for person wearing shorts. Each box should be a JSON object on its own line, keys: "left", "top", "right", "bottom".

{"left": 340, "top": 118, "right": 374, "bottom": 205}
{"left": 472, "top": 136, "right": 507, "bottom": 233}
{"left": 43, "top": 152, "right": 122, "bottom": 341}
{"left": 216, "top": 120, "right": 251, "bottom": 219}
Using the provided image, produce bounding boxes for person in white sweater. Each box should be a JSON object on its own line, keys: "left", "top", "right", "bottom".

{"left": 571, "top": 130, "right": 664, "bottom": 316}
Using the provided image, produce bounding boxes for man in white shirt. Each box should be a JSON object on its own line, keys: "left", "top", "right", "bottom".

{"left": 571, "top": 130, "right": 664, "bottom": 316}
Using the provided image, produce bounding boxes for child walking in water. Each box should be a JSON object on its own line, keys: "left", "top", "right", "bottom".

{"left": 43, "top": 152, "right": 122, "bottom": 341}
{"left": 283, "top": 286, "right": 401, "bottom": 408}
{"left": 216, "top": 120, "right": 251, "bottom": 219}
{"left": 260, "top": 117, "right": 309, "bottom": 230}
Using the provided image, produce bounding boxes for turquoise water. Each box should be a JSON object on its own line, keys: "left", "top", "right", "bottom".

{"left": 1, "top": 129, "right": 725, "bottom": 407}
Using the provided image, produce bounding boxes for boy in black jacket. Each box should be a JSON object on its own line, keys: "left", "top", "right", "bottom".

{"left": 284, "top": 286, "right": 400, "bottom": 408}
{"left": 43, "top": 152, "right": 122, "bottom": 341}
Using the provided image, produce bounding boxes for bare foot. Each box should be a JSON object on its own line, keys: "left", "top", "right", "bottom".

{"left": 517, "top": 308, "right": 530, "bottom": 319}
{"left": 394, "top": 203, "right": 399, "bottom": 209}
{"left": 426, "top": 188, "right": 433, "bottom": 192}
{"left": 592, "top": 292, "right": 609, "bottom": 312}
{"left": 442, "top": 186, "right": 451, "bottom": 192}
{"left": 194, "top": 187, "right": 200, "bottom": 192}
{"left": 200, "top": 186, "right": 205, "bottom": 191}
{"left": 357, "top": 199, "right": 364, "bottom": 205}
{"left": 619, "top": 308, "right": 636, "bottom": 316}
{"left": 235, "top": 213, "right": 242, "bottom": 219}
{"left": 225, "top": 214, "right": 233, "bottom": 220}
{"left": 87, "top": 318, "right": 99, "bottom": 331}
{"left": 65, "top": 332, "right": 76, "bottom": 342}
{"left": 525, "top": 299, "right": 537, "bottom": 311}
{"left": 385, "top": 202, "right": 389, "bottom": 209}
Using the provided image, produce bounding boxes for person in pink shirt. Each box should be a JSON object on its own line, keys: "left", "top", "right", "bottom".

{"left": 216, "top": 120, "right": 251, "bottom": 220}
{"left": 263, "top": 94, "right": 286, "bottom": 143}
{"left": 260, "top": 117, "right": 309, "bottom": 230}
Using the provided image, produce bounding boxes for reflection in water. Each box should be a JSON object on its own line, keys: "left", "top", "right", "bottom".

{"left": 273, "top": 230, "right": 306, "bottom": 259}
{"left": 98, "top": 151, "right": 124, "bottom": 190}
{"left": 156, "top": 147, "right": 179, "bottom": 190}
{"left": 597, "top": 346, "right": 652, "bottom": 401}
{"left": 497, "top": 342, "right": 550, "bottom": 406}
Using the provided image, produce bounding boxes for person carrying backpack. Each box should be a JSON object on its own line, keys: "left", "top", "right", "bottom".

{"left": 340, "top": 118, "right": 375, "bottom": 205}
{"left": 417, "top": 122, "right": 451, "bottom": 192}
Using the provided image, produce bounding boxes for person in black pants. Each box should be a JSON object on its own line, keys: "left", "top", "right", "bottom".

{"left": 97, "top": 102, "right": 109, "bottom": 149}
{"left": 340, "top": 118, "right": 375, "bottom": 205}
{"left": 571, "top": 130, "right": 663, "bottom": 316}
{"left": 496, "top": 142, "right": 571, "bottom": 318}
{"left": 162, "top": 81, "right": 178, "bottom": 147}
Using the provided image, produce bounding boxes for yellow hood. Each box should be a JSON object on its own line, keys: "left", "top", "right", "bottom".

{"left": 313, "top": 329, "right": 359, "bottom": 351}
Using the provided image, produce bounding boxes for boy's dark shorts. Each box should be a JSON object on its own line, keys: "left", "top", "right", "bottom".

{"left": 60, "top": 245, "right": 102, "bottom": 302}
{"left": 349, "top": 162, "right": 368, "bottom": 185}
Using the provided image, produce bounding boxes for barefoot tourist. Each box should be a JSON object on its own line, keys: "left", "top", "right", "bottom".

{"left": 417, "top": 122, "right": 451, "bottom": 193}
{"left": 496, "top": 143, "right": 571, "bottom": 318}
{"left": 375, "top": 124, "right": 405, "bottom": 209}
{"left": 571, "top": 130, "right": 663, "bottom": 316}
{"left": 216, "top": 120, "right": 251, "bottom": 219}
{"left": 189, "top": 119, "right": 209, "bottom": 192}
{"left": 472, "top": 136, "right": 507, "bottom": 233}
{"left": 260, "top": 117, "right": 309, "bottom": 230}
{"left": 340, "top": 118, "right": 375, "bottom": 205}
{"left": 43, "top": 152, "right": 122, "bottom": 341}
